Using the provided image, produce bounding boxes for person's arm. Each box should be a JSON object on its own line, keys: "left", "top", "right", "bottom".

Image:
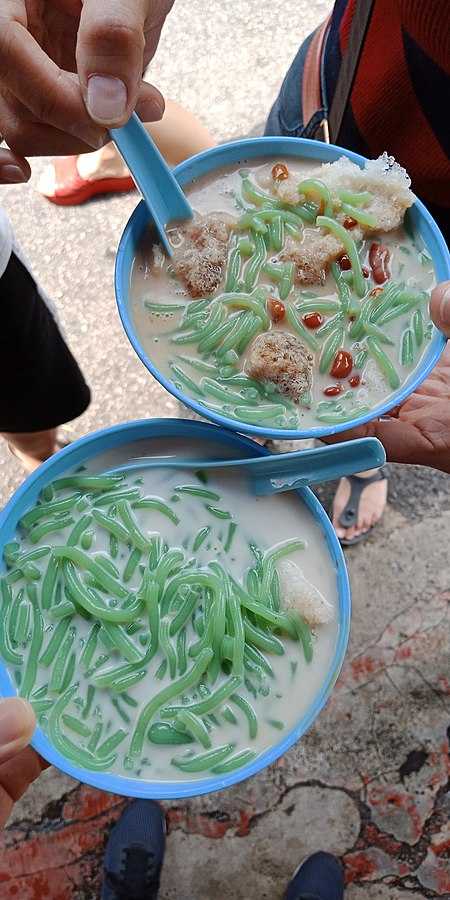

{"left": 324, "top": 283, "right": 450, "bottom": 474}
{"left": 0, "top": 698, "right": 46, "bottom": 827}
{"left": 0, "top": 1, "right": 174, "bottom": 156}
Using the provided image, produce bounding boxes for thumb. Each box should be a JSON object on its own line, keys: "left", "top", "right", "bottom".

{"left": 322, "top": 416, "right": 425, "bottom": 465}
{"left": 430, "top": 281, "right": 450, "bottom": 340}
{"left": 0, "top": 698, "right": 36, "bottom": 765}
{"left": 76, "top": 0, "right": 164, "bottom": 127}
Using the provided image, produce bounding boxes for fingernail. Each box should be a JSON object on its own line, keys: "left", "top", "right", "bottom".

{"left": 439, "top": 286, "right": 450, "bottom": 326}
{"left": 1, "top": 165, "right": 26, "bottom": 183}
{"left": 87, "top": 75, "right": 127, "bottom": 124}
{"left": 0, "top": 698, "right": 31, "bottom": 743}
{"left": 140, "top": 95, "right": 165, "bottom": 122}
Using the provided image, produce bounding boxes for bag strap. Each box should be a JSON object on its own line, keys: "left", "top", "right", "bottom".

{"left": 327, "top": 0, "right": 376, "bottom": 144}
{"left": 302, "top": 17, "right": 331, "bottom": 130}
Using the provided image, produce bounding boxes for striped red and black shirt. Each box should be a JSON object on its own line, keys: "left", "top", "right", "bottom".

{"left": 324, "top": 0, "right": 450, "bottom": 241}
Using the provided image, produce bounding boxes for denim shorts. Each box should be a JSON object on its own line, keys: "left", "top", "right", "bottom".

{"left": 264, "top": 30, "right": 328, "bottom": 140}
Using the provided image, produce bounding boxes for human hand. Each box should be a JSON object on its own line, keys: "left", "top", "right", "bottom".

{"left": 324, "top": 283, "right": 450, "bottom": 474}
{"left": 0, "top": 1, "right": 174, "bottom": 156}
{"left": 0, "top": 697, "right": 46, "bottom": 827}
{"left": 430, "top": 281, "right": 450, "bottom": 340}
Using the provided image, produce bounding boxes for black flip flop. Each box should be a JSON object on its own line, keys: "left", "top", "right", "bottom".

{"left": 336, "top": 467, "right": 388, "bottom": 547}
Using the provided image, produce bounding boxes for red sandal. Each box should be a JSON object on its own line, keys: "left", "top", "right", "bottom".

{"left": 39, "top": 156, "right": 135, "bottom": 206}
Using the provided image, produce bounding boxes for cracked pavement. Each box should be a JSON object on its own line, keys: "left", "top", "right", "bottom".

{"left": 1, "top": 1, "right": 449, "bottom": 896}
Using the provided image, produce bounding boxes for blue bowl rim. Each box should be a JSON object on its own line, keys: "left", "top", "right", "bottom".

{"left": 115, "top": 135, "right": 449, "bottom": 441}
{"left": 0, "top": 417, "right": 350, "bottom": 800}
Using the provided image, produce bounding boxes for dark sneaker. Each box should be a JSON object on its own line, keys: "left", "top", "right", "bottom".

{"left": 284, "top": 851, "right": 345, "bottom": 900}
{"left": 101, "top": 800, "right": 166, "bottom": 900}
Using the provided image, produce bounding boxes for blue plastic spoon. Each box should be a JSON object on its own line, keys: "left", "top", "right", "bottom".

{"left": 110, "top": 113, "right": 193, "bottom": 255}
{"left": 106, "top": 437, "right": 386, "bottom": 496}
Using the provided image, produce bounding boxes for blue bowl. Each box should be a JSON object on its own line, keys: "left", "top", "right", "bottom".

{"left": 0, "top": 419, "right": 350, "bottom": 799}
{"left": 116, "top": 136, "right": 449, "bottom": 441}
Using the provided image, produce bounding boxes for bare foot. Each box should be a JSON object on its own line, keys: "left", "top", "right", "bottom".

{"left": 3, "top": 429, "right": 63, "bottom": 474}
{"left": 332, "top": 469, "right": 388, "bottom": 542}
{"left": 7, "top": 446, "right": 54, "bottom": 473}
{"left": 37, "top": 146, "right": 130, "bottom": 198}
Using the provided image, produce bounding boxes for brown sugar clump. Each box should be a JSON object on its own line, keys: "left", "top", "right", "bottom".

{"left": 246, "top": 331, "right": 313, "bottom": 403}
{"left": 173, "top": 215, "right": 232, "bottom": 298}
{"left": 280, "top": 231, "right": 347, "bottom": 286}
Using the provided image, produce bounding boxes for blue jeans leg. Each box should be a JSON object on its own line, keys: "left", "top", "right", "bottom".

{"left": 264, "top": 32, "right": 313, "bottom": 137}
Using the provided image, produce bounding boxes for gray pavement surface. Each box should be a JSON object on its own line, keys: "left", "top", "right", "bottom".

{"left": 1, "top": 2, "right": 450, "bottom": 897}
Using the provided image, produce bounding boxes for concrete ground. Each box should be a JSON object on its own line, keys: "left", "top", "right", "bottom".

{"left": 1, "top": 1, "right": 449, "bottom": 897}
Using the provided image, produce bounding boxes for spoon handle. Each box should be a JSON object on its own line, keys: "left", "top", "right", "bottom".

{"left": 105, "top": 438, "right": 386, "bottom": 495}
{"left": 251, "top": 438, "right": 386, "bottom": 495}
{"left": 110, "top": 113, "right": 192, "bottom": 256}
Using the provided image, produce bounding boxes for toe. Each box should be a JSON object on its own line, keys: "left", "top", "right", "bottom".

{"left": 359, "top": 515, "right": 372, "bottom": 534}
{"left": 342, "top": 525, "right": 358, "bottom": 542}
{"left": 37, "top": 164, "right": 56, "bottom": 197}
